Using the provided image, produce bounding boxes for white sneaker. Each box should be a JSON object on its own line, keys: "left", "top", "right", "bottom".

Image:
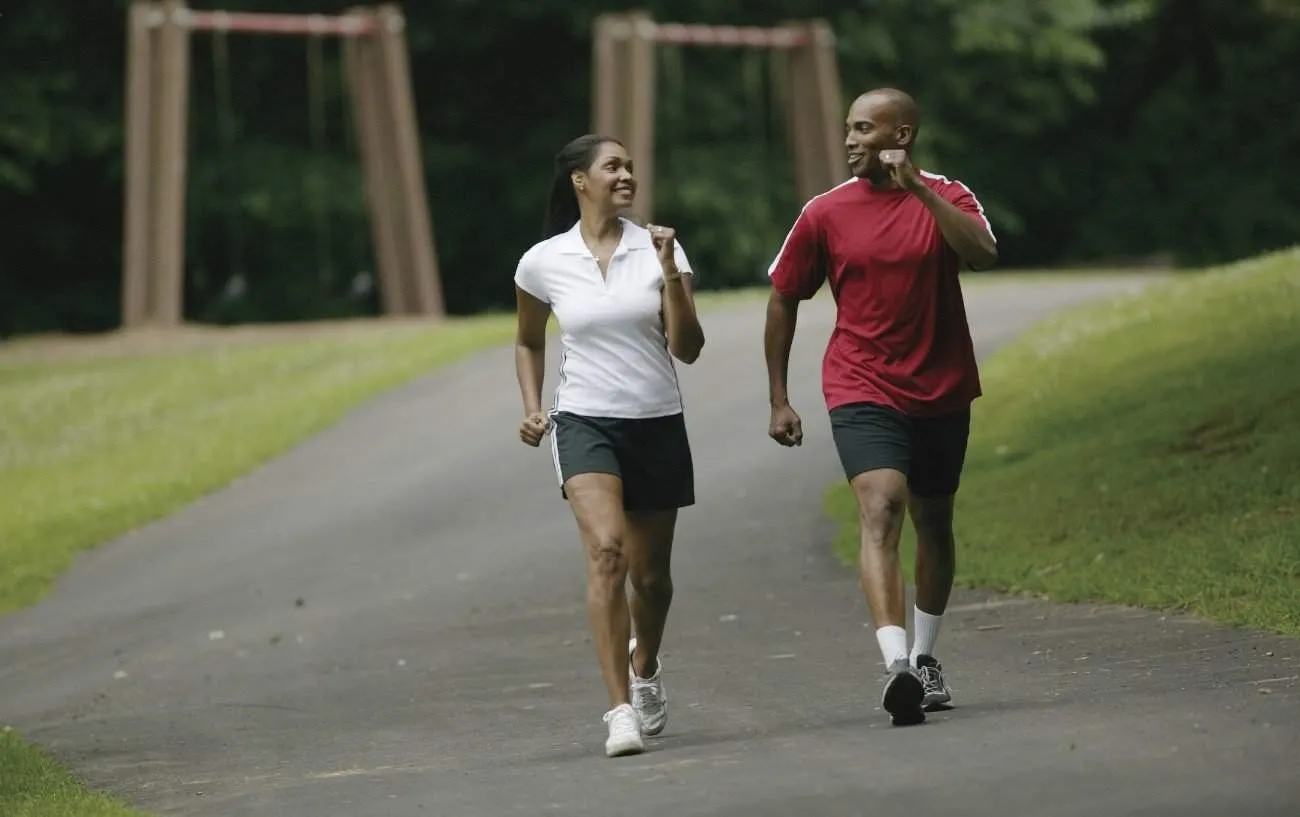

{"left": 602, "top": 703, "right": 644, "bottom": 757}
{"left": 629, "top": 637, "right": 668, "bottom": 736}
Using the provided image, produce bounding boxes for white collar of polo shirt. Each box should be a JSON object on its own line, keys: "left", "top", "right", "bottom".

{"left": 554, "top": 218, "right": 653, "bottom": 263}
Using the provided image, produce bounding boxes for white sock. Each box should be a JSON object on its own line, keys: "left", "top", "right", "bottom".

{"left": 874, "top": 625, "right": 908, "bottom": 668}
{"left": 911, "top": 607, "right": 943, "bottom": 665}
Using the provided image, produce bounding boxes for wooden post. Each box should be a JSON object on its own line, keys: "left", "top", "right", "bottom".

{"left": 591, "top": 12, "right": 657, "bottom": 219}
{"left": 342, "top": 8, "right": 407, "bottom": 317}
{"left": 591, "top": 14, "right": 622, "bottom": 138}
{"left": 374, "top": 4, "right": 444, "bottom": 318}
{"left": 809, "top": 19, "right": 846, "bottom": 192}
{"left": 624, "top": 10, "right": 657, "bottom": 223}
{"left": 150, "top": 0, "right": 192, "bottom": 326}
{"left": 778, "top": 23, "right": 822, "bottom": 204}
{"left": 122, "top": 0, "right": 158, "bottom": 328}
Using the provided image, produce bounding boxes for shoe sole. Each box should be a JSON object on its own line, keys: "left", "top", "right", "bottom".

{"left": 882, "top": 672, "right": 926, "bottom": 726}
{"left": 922, "top": 691, "right": 953, "bottom": 712}
{"left": 606, "top": 737, "right": 646, "bottom": 758}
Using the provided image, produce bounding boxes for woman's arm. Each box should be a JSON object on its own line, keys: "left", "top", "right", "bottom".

{"left": 515, "top": 286, "right": 551, "bottom": 415}
{"left": 661, "top": 267, "right": 705, "bottom": 364}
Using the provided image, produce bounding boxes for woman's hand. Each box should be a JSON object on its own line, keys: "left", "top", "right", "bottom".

{"left": 647, "top": 224, "right": 680, "bottom": 278}
{"left": 519, "top": 411, "right": 550, "bottom": 447}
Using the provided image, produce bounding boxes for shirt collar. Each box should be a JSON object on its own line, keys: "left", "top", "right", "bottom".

{"left": 553, "top": 218, "right": 653, "bottom": 256}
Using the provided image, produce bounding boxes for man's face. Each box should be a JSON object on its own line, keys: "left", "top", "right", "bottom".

{"left": 844, "top": 95, "right": 911, "bottom": 182}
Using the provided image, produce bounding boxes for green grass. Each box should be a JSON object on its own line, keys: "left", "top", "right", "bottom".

{"left": 0, "top": 729, "right": 146, "bottom": 816}
{"left": 0, "top": 314, "right": 516, "bottom": 615}
{"left": 827, "top": 247, "right": 1300, "bottom": 635}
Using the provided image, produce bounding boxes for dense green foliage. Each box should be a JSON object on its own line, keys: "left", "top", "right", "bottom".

{"left": 2, "top": 0, "right": 1297, "bottom": 336}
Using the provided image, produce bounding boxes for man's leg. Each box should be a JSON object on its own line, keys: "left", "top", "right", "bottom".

{"left": 830, "top": 403, "right": 926, "bottom": 726}
{"left": 910, "top": 493, "right": 957, "bottom": 654}
{"left": 909, "top": 492, "right": 956, "bottom": 709}
{"left": 905, "top": 407, "right": 971, "bottom": 710}
{"left": 851, "top": 469, "right": 911, "bottom": 661}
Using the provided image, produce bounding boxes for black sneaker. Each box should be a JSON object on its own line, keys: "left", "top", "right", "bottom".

{"left": 915, "top": 654, "right": 953, "bottom": 711}
{"left": 880, "top": 659, "right": 926, "bottom": 726}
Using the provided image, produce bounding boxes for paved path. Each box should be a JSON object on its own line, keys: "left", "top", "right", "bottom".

{"left": 2, "top": 275, "right": 1297, "bottom": 817}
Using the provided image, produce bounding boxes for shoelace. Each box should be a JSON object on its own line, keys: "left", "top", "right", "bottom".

{"left": 631, "top": 675, "right": 664, "bottom": 710}
{"left": 605, "top": 706, "right": 639, "bottom": 732}
{"left": 917, "top": 665, "right": 944, "bottom": 692}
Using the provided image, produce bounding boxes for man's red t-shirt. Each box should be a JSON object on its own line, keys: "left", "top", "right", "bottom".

{"left": 768, "top": 171, "right": 994, "bottom": 418}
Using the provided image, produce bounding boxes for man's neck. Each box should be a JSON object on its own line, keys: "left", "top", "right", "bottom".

{"left": 863, "top": 170, "right": 900, "bottom": 191}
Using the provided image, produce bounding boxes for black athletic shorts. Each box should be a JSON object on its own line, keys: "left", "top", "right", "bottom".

{"left": 550, "top": 411, "right": 695, "bottom": 512}
{"left": 828, "top": 402, "right": 971, "bottom": 497}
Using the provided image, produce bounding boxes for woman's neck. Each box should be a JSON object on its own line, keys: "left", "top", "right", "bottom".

{"left": 579, "top": 210, "right": 622, "bottom": 244}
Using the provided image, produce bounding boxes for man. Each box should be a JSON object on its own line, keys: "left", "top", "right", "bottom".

{"left": 763, "top": 88, "right": 997, "bottom": 727}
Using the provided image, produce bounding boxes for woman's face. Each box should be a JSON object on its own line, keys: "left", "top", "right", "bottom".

{"left": 575, "top": 141, "right": 637, "bottom": 211}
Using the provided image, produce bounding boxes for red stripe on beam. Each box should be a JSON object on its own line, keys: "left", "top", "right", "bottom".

{"left": 182, "top": 10, "right": 377, "bottom": 36}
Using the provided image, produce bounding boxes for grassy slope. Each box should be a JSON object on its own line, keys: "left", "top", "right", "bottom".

{"left": 0, "top": 315, "right": 519, "bottom": 615}
{"left": 827, "top": 248, "right": 1300, "bottom": 635}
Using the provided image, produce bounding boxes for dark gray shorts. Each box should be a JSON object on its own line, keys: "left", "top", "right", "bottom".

{"left": 550, "top": 411, "right": 695, "bottom": 512}
{"left": 828, "top": 402, "right": 971, "bottom": 497}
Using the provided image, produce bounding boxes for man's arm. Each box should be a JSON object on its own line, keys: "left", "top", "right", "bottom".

{"left": 764, "top": 205, "right": 827, "bottom": 403}
{"left": 883, "top": 152, "right": 998, "bottom": 271}
{"left": 764, "top": 290, "right": 799, "bottom": 409}
{"left": 762, "top": 205, "right": 826, "bottom": 446}
{"left": 911, "top": 183, "right": 998, "bottom": 270}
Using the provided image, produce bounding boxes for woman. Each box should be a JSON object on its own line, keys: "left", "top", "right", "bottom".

{"left": 513, "top": 133, "right": 706, "bottom": 758}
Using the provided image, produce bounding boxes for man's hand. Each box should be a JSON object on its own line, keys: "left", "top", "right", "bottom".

{"left": 880, "top": 149, "right": 923, "bottom": 193}
{"left": 519, "top": 412, "right": 550, "bottom": 447}
{"left": 769, "top": 404, "right": 804, "bottom": 447}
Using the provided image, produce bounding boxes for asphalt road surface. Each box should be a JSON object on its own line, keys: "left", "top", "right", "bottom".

{"left": 2, "top": 275, "right": 1297, "bottom": 817}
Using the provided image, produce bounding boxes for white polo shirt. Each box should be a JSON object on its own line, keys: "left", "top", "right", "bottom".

{"left": 514, "top": 218, "right": 694, "bottom": 419}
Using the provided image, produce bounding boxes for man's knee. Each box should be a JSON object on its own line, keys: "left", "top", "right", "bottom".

{"left": 851, "top": 469, "right": 909, "bottom": 538}
{"left": 909, "top": 494, "right": 956, "bottom": 553}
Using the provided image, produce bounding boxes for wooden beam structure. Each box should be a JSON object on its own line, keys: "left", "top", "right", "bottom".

{"left": 590, "top": 12, "right": 846, "bottom": 222}
{"left": 120, "top": 0, "right": 445, "bottom": 328}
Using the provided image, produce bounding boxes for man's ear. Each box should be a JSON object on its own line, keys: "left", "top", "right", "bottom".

{"left": 896, "top": 124, "right": 914, "bottom": 147}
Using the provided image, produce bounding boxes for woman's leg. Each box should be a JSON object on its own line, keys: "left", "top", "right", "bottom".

{"left": 623, "top": 509, "right": 677, "bottom": 736}
{"left": 617, "top": 411, "right": 692, "bottom": 736}
{"left": 625, "top": 509, "right": 677, "bottom": 680}
{"left": 564, "top": 472, "right": 634, "bottom": 710}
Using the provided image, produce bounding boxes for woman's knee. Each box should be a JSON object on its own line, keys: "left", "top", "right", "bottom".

{"left": 630, "top": 565, "right": 673, "bottom": 603}
{"left": 586, "top": 531, "right": 628, "bottom": 581}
